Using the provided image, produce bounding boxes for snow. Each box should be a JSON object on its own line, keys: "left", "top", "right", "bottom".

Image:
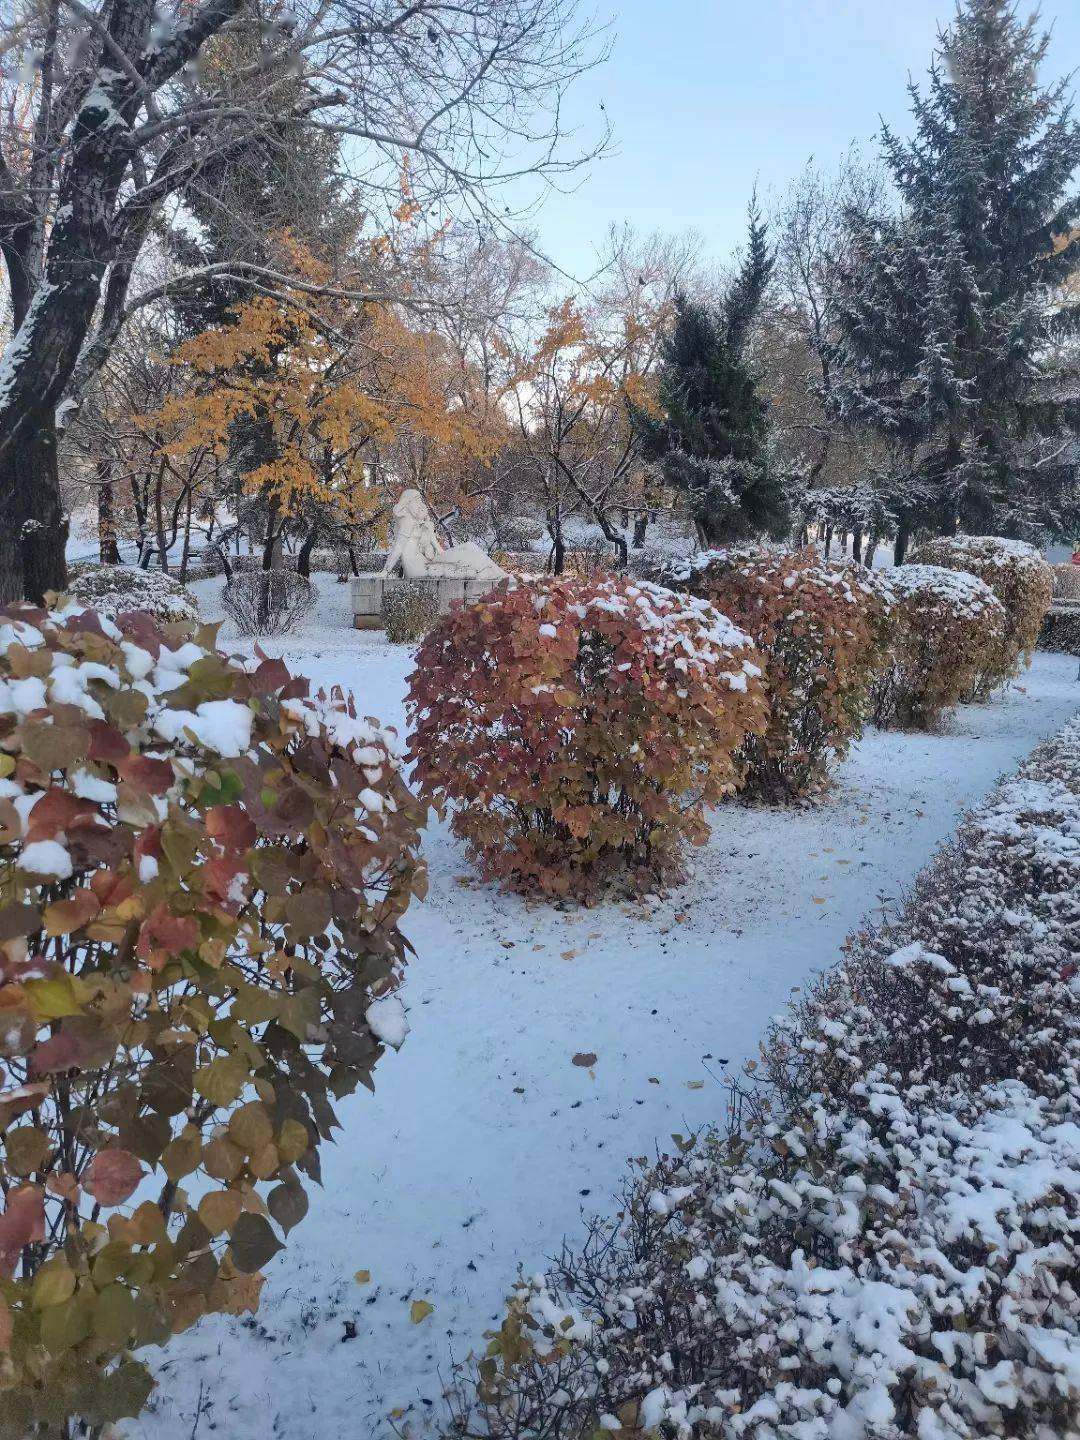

{"left": 129, "top": 573, "right": 1080, "bottom": 1440}
{"left": 19, "top": 839, "right": 73, "bottom": 879}
{"left": 366, "top": 995, "right": 410, "bottom": 1050}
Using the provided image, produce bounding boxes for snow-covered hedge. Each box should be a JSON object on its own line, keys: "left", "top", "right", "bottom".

{"left": 1040, "top": 606, "right": 1080, "bottom": 655}
{"left": 65, "top": 562, "right": 199, "bottom": 624}
{"left": 870, "top": 563, "right": 1007, "bottom": 729}
{"left": 446, "top": 716, "right": 1080, "bottom": 1440}
{"left": 0, "top": 604, "right": 426, "bottom": 1433}
{"left": 655, "top": 548, "right": 889, "bottom": 800}
{"left": 408, "top": 575, "right": 767, "bottom": 898}
{"left": 911, "top": 535, "right": 1053, "bottom": 697}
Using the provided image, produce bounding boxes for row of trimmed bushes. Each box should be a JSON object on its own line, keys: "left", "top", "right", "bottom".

{"left": 443, "top": 713, "right": 1080, "bottom": 1440}
{"left": 406, "top": 537, "right": 1053, "bottom": 898}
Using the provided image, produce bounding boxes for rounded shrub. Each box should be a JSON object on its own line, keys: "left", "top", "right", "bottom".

{"left": 870, "top": 563, "right": 1007, "bottom": 729}
{"left": 65, "top": 562, "right": 199, "bottom": 624}
{"left": 910, "top": 534, "right": 1053, "bottom": 697}
{"left": 221, "top": 568, "right": 316, "bottom": 637}
{"left": 382, "top": 578, "right": 440, "bottom": 644}
{"left": 407, "top": 575, "right": 767, "bottom": 898}
{"left": 657, "top": 547, "right": 889, "bottom": 800}
{"left": 0, "top": 603, "right": 425, "bottom": 1435}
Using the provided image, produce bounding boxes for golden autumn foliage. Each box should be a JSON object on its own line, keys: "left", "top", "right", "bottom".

{"left": 153, "top": 240, "right": 502, "bottom": 541}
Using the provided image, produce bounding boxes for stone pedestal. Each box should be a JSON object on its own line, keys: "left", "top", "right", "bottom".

{"left": 351, "top": 575, "right": 501, "bottom": 629}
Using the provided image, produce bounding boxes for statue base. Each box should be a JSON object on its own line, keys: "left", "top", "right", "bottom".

{"left": 351, "top": 575, "right": 502, "bottom": 629}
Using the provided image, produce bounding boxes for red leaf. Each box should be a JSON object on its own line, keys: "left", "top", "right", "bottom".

{"left": 88, "top": 720, "right": 130, "bottom": 764}
{"left": 83, "top": 1149, "right": 144, "bottom": 1206}
{"left": 117, "top": 754, "right": 174, "bottom": 796}
{"left": 205, "top": 805, "right": 257, "bottom": 853}
{"left": 251, "top": 657, "right": 292, "bottom": 695}
{"left": 0, "top": 1184, "right": 45, "bottom": 1278}
{"left": 137, "top": 904, "right": 199, "bottom": 961}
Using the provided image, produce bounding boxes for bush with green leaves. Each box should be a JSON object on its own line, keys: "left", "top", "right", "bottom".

{"left": 64, "top": 564, "right": 199, "bottom": 625}
{"left": 910, "top": 535, "right": 1053, "bottom": 697}
{"left": 0, "top": 603, "right": 425, "bottom": 1436}
{"left": 382, "top": 579, "right": 440, "bottom": 644}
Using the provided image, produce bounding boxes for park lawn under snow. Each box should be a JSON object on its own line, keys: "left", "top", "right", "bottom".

{"left": 130, "top": 574, "right": 1080, "bottom": 1440}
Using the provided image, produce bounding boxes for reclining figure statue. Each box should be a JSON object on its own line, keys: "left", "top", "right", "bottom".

{"left": 380, "top": 489, "right": 508, "bottom": 582}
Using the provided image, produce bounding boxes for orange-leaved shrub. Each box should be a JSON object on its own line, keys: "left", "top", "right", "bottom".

{"left": 910, "top": 535, "right": 1053, "bottom": 698}
{"left": 869, "top": 564, "right": 1007, "bottom": 729}
{"left": 0, "top": 604, "right": 425, "bottom": 1437}
{"left": 407, "top": 576, "right": 766, "bottom": 898}
{"left": 656, "top": 548, "right": 889, "bottom": 800}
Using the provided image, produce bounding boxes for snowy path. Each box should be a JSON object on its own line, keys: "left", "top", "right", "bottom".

{"left": 134, "top": 585, "right": 1080, "bottom": 1440}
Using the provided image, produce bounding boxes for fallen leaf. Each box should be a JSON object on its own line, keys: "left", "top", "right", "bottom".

{"left": 686, "top": 1080, "right": 705, "bottom": 1091}
{"left": 812, "top": 896, "right": 827, "bottom": 904}
{"left": 410, "top": 1299, "right": 434, "bottom": 1324}
{"left": 572, "top": 1052, "right": 597, "bottom": 1067}
{"left": 560, "top": 949, "right": 577, "bottom": 961}
{"left": 354, "top": 1269, "right": 371, "bottom": 1285}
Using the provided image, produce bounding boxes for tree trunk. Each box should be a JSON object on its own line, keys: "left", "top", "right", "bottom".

{"left": 851, "top": 527, "right": 863, "bottom": 566}
{"left": 296, "top": 528, "right": 317, "bottom": 578}
{"left": 632, "top": 512, "right": 648, "bottom": 548}
{"left": 893, "top": 519, "right": 910, "bottom": 566}
{"left": 0, "top": 420, "right": 69, "bottom": 604}
{"left": 97, "top": 461, "right": 120, "bottom": 564}
{"left": 823, "top": 524, "right": 833, "bottom": 560}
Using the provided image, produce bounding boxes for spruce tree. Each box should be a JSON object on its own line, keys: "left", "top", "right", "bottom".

{"left": 637, "top": 206, "right": 788, "bottom": 545}
{"left": 830, "top": 0, "right": 1080, "bottom": 555}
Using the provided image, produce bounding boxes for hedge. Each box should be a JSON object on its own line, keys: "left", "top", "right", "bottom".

{"left": 444, "top": 714, "right": 1080, "bottom": 1440}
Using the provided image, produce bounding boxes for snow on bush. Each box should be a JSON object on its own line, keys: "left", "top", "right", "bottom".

{"left": 445, "top": 716, "right": 1080, "bottom": 1440}
{"left": 0, "top": 604, "right": 426, "bottom": 1433}
{"left": 221, "top": 568, "right": 316, "bottom": 637}
{"left": 911, "top": 535, "right": 1053, "bottom": 697}
{"left": 655, "top": 548, "right": 888, "bottom": 800}
{"left": 65, "top": 562, "right": 199, "bottom": 624}
{"left": 870, "top": 563, "right": 1007, "bottom": 729}
{"left": 382, "top": 578, "right": 441, "bottom": 644}
{"left": 408, "top": 575, "right": 767, "bottom": 898}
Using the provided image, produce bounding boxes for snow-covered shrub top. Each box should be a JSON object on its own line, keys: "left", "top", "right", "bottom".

{"left": 911, "top": 536, "right": 1054, "bottom": 688}
{"left": 455, "top": 716, "right": 1080, "bottom": 1440}
{"left": 1053, "top": 564, "right": 1080, "bottom": 601}
{"left": 65, "top": 561, "right": 199, "bottom": 623}
{"left": 408, "top": 575, "right": 767, "bottom": 898}
{"left": 654, "top": 548, "right": 890, "bottom": 800}
{"left": 0, "top": 604, "right": 425, "bottom": 1427}
{"left": 870, "top": 564, "right": 1007, "bottom": 729}
{"left": 884, "top": 560, "right": 1003, "bottom": 613}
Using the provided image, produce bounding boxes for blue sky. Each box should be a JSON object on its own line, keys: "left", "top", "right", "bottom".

{"left": 529, "top": 0, "right": 1080, "bottom": 279}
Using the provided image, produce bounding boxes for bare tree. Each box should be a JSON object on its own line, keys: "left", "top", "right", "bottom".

{"left": 0, "top": 0, "right": 609, "bottom": 600}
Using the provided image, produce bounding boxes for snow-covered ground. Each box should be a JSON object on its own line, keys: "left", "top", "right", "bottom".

{"left": 132, "top": 574, "right": 1080, "bottom": 1440}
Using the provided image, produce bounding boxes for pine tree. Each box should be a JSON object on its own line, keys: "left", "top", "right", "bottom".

{"left": 830, "top": 0, "right": 1080, "bottom": 555}
{"left": 636, "top": 206, "right": 788, "bottom": 545}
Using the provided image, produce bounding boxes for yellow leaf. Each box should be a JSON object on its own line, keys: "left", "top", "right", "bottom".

{"left": 410, "top": 1299, "right": 434, "bottom": 1324}
{"left": 354, "top": 1269, "right": 371, "bottom": 1285}
{"left": 32, "top": 1257, "right": 76, "bottom": 1310}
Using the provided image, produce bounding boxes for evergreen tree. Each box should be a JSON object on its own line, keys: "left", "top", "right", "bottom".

{"left": 636, "top": 206, "right": 788, "bottom": 545}
{"left": 830, "top": 0, "right": 1080, "bottom": 556}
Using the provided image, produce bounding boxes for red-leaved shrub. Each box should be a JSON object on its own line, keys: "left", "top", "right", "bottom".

{"left": 910, "top": 535, "right": 1053, "bottom": 697}
{"left": 407, "top": 576, "right": 767, "bottom": 897}
{"left": 870, "top": 564, "right": 1007, "bottom": 729}
{"left": 0, "top": 604, "right": 425, "bottom": 1435}
{"left": 656, "top": 548, "right": 888, "bottom": 800}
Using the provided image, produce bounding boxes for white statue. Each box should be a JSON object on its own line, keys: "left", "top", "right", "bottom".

{"left": 381, "top": 489, "right": 507, "bottom": 582}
